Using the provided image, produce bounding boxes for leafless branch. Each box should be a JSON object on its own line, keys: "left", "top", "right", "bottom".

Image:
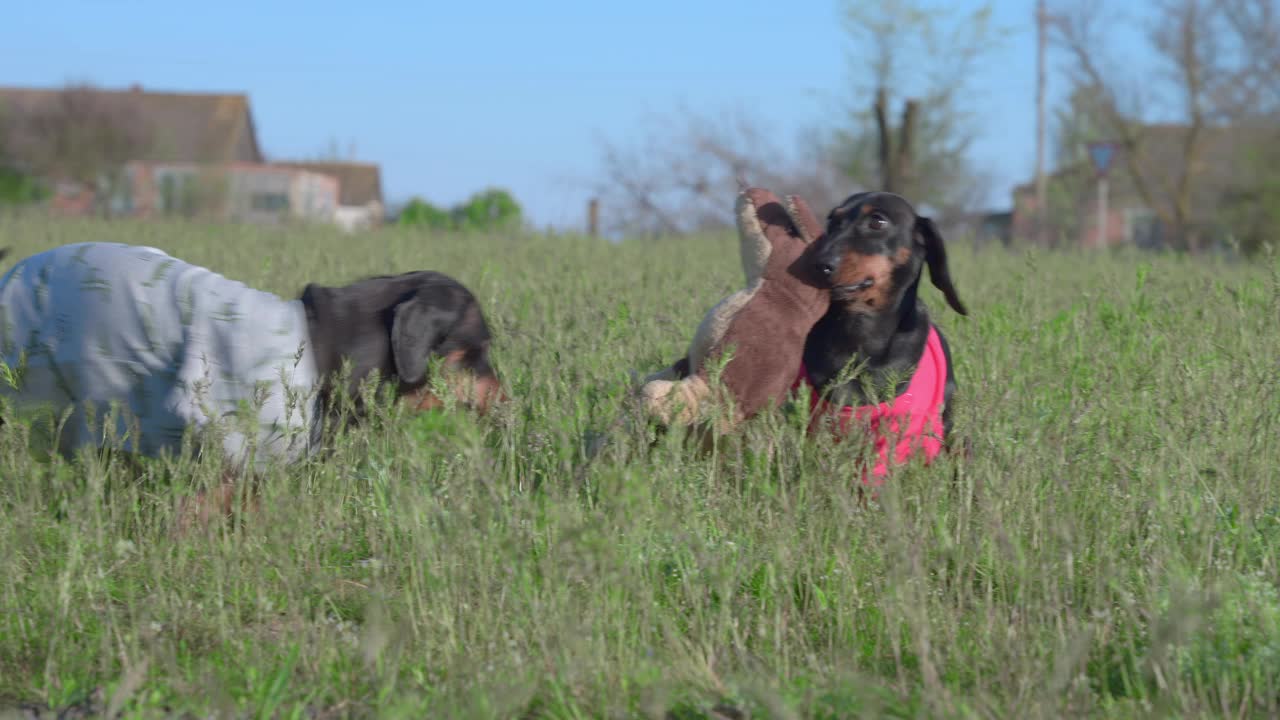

{"left": 590, "top": 105, "right": 847, "bottom": 237}
{"left": 1049, "top": 0, "right": 1271, "bottom": 251}
{"left": 14, "top": 84, "right": 152, "bottom": 186}
{"left": 1211, "top": 0, "right": 1280, "bottom": 118}
{"left": 1052, "top": 0, "right": 1191, "bottom": 246}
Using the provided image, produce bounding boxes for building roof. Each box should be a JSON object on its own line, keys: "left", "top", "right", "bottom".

{"left": 0, "top": 84, "right": 263, "bottom": 166}
{"left": 275, "top": 161, "right": 383, "bottom": 206}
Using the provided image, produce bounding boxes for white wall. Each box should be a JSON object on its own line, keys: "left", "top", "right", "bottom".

{"left": 333, "top": 203, "right": 382, "bottom": 232}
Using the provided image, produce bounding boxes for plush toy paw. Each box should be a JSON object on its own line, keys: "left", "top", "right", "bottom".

{"left": 637, "top": 374, "right": 710, "bottom": 426}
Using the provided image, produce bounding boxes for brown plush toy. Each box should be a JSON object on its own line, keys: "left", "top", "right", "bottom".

{"left": 638, "top": 187, "right": 830, "bottom": 431}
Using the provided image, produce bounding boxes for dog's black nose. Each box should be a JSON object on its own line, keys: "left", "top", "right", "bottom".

{"left": 816, "top": 261, "right": 835, "bottom": 277}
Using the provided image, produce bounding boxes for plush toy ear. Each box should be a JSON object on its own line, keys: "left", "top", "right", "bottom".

{"left": 390, "top": 290, "right": 460, "bottom": 385}
{"left": 915, "top": 216, "right": 968, "bottom": 316}
{"left": 784, "top": 195, "right": 824, "bottom": 243}
{"left": 735, "top": 189, "right": 776, "bottom": 281}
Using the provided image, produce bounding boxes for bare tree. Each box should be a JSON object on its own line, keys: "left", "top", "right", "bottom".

{"left": 1209, "top": 0, "right": 1280, "bottom": 253}
{"left": 1208, "top": 0, "right": 1280, "bottom": 119}
{"left": 1050, "top": 0, "right": 1268, "bottom": 252}
{"left": 590, "top": 105, "right": 847, "bottom": 237}
{"left": 873, "top": 88, "right": 919, "bottom": 194}
{"left": 590, "top": 2, "right": 1006, "bottom": 238}
{"left": 828, "top": 0, "right": 1007, "bottom": 220}
{"left": 8, "top": 83, "right": 153, "bottom": 214}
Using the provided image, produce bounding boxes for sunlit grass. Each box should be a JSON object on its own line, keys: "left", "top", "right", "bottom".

{"left": 0, "top": 214, "right": 1278, "bottom": 718}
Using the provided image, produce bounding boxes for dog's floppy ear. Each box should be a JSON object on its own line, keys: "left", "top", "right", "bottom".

{"left": 390, "top": 290, "right": 459, "bottom": 385}
{"left": 915, "top": 216, "right": 967, "bottom": 316}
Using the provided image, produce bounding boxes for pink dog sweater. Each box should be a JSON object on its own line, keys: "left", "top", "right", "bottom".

{"left": 793, "top": 325, "right": 948, "bottom": 485}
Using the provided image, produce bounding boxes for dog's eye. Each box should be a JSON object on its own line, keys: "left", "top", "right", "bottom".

{"left": 867, "top": 212, "right": 889, "bottom": 230}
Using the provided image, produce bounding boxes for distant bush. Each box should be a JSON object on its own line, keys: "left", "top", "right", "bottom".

{"left": 451, "top": 188, "right": 521, "bottom": 231}
{"left": 398, "top": 188, "right": 522, "bottom": 232}
{"left": 0, "top": 165, "right": 47, "bottom": 206}
{"left": 1219, "top": 142, "right": 1280, "bottom": 256}
{"left": 397, "top": 197, "right": 454, "bottom": 230}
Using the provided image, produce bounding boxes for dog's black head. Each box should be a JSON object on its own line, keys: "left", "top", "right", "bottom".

{"left": 300, "top": 271, "right": 506, "bottom": 417}
{"left": 811, "top": 191, "right": 966, "bottom": 317}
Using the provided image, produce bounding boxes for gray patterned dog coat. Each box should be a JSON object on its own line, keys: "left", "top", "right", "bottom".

{"left": 0, "top": 242, "right": 321, "bottom": 470}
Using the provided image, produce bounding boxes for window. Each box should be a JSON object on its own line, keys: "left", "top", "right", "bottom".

{"left": 106, "top": 169, "right": 133, "bottom": 216}
{"left": 157, "top": 170, "right": 197, "bottom": 217}
{"left": 251, "top": 192, "right": 289, "bottom": 212}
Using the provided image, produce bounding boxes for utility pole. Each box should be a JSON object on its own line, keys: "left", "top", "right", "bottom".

{"left": 1035, "top": 0, "right": 1049, "bottom": 247}
{"left": 587, "top": 197, "right": 599, "bottom": 238}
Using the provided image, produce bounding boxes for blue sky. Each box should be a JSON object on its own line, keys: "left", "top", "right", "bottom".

{"left": 2, "top": 0, "right": 1156, "bottom": 229}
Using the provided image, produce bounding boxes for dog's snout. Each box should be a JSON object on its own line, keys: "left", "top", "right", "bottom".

{"left": 813, "top": 249, "right": 841, "bottom": 284}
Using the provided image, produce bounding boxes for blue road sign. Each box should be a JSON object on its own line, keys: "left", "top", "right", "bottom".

{"left": 1087, "top": 141, "right": 1119, "bottom": 177}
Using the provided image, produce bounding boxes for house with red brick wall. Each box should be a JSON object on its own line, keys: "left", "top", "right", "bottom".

{"left": 0, "top": 84, "right": 380, "bottom": 228}
{"left": 119, "top": 161, "right": 339, "bottom": 225}
{"left": 1, "top": 84, "right": 264, "bottom": 215}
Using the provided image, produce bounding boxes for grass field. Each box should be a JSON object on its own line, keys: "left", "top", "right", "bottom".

{"left": 0, "top": 213, "right": 1278, "bottom": 719}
